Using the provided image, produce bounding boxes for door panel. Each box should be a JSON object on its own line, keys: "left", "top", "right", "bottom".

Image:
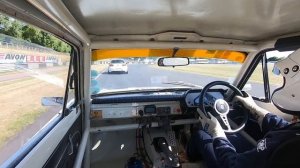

{"left": 15, "top": 109, "right": 81, "bottom": 168}
{"left": 43, "top": 111, "right": 82, "bottom": 168}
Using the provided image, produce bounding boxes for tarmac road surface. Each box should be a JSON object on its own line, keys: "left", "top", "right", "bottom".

{"left": 97, "top": 64, "right": 269, "bottom": 97}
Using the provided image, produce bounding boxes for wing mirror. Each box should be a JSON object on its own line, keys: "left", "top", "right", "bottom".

{"left": 157, "top": 57, "right": 189, "bottom": 67}
{"left": 41, "top": 97, "right": 64, "bottom": 106}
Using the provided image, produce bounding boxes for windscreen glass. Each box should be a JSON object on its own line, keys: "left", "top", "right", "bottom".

{"left": 90, "top": 49, "right": 246, "bottom": 94}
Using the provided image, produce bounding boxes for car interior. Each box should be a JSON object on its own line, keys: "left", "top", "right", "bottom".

{"left": 1, "top": 0, "right": 300, "bottom": 168}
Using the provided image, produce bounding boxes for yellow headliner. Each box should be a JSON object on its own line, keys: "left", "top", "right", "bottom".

{"left": 92, "top": 49, "right": 246, "bottom": 63}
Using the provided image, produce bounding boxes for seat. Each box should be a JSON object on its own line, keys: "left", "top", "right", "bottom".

{"left": 266, "top": 137, "right": 300, "bottom": 168}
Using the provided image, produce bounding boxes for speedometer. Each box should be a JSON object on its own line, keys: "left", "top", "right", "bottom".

{"left": 185, "top": 90, "right": 224, "bottom": 107}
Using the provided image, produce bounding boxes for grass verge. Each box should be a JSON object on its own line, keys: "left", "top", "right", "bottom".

{"left": 91, "top": 64, "right": 107, "bottom": 73}
{"left": 155, "top": 64, "right": 283, "bottom": 85}
{"left": 0, "top": 108, "right": 45, "bottom": 147}
{"left": 0, "top": 68, "right": 67, "bottom": 148}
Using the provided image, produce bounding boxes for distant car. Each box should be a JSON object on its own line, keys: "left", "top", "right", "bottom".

{"left": 108, "top": 59, "right": 128, "bottom": 74}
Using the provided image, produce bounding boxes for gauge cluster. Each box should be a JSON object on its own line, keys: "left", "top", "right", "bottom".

{"left": 185, "top": 90, "right": 224, "bottom": 107}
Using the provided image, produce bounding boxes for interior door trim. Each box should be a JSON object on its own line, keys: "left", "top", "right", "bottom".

{"left": 16, "top": 109, "right": 81, "bottom": 168}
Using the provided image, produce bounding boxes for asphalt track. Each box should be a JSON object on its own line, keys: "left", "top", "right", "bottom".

{"left": 0, "top": 64, "right": 271, "bottom": 164}
{"left": 97, "top": 64, "right": 267, "bottom": 97}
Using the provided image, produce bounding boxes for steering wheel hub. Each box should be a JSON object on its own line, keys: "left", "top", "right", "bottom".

{"left": 214, "top": 99, "right": 229, "bottom": 114}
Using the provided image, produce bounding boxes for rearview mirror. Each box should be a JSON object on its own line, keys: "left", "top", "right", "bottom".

{"left": 157, "top": 57, "right": 189, "bottom": 66}
{"left": 41, "top": 97, "right": 64, "bottom": 106}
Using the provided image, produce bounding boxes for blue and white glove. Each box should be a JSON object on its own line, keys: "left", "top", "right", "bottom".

{"left": 198, "top": 109, "right": 226, "bottom": 139}
{"left": 235, "top": 92, "right": 269, "bottom": 129}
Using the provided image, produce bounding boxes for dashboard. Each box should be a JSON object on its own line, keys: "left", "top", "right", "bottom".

{"left": 91, "top": 101, "right": 182, "bottom": 119}
{"left": 91, "top": 89, "right": 225, "bottom": 120}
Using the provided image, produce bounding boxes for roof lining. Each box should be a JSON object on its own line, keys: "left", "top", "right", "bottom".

{"left": 63, "top": 0, "right": 300, "bottom": 42}
{"left": 27, "top": 0, "right": 90, "bottom": 46}
{"left": 89, "top": 31, "right": 257, "bottom": 45}
{"left": 22, "top": 0, "right": 300, "bottom": 52}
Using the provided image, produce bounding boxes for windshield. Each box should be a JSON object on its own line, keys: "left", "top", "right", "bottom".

{"left": 91, "top": 56, "right": 244, "bottom": 95}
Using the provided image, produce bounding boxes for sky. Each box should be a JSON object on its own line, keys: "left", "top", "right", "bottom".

{"left": 266, "top": 50, "right": 294, "bottom": 58}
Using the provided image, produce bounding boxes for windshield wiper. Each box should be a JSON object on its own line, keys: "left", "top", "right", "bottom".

{"left": 162, "top": 81, "right": 203, "bottom": 88}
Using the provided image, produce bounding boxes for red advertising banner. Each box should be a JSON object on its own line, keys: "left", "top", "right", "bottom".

{"left": 0, "top": 53, "right": 58, "bottom": 64}
{"left": 0, "top": 53, "right": 5, "bottom": 60}
{"left": 26, "top": 55, "right": 46, "bottom": 63}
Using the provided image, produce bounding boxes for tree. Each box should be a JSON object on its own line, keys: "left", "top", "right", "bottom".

{"left": 22, "top": 25, "right": 38, "bottom": 43}
{"left": 0, "top": 13, "right": 71, "bottom": 53}
{"left": 5, "top": 20, "right": 22, "bottom": 38}
{"left": 0, "top": 15, "right": 10, "bottom": 34}
{"left": 267, "top": 56, "right": 281, "bottom": 62}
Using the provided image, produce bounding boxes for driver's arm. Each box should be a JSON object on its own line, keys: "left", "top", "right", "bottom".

{"left": 198, "top": 108, "right": 289, "bottom": 168}
{"left": 198, "top": 111, "right": 266, "bottom": 167}
{"left": 213, "top": 137, "right": 267, "bottom": 168}
{"left": 235, "top": 93, "right": 289, "bottom": 133}
{"left": 261, "top": 113, "right": 289, "bottom": 134}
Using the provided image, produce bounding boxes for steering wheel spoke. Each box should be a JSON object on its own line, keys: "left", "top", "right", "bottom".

{"left": 220, "top": 114, "right": 232, "bottom": 131}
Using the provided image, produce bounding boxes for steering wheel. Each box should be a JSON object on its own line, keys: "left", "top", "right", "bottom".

{"left": 198, "top": 81, "right": 248, "bottom": 133}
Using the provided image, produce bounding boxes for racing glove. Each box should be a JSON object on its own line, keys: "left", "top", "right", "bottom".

{"left": 235, "top": 92, "right": 269, "bottom": 129}
{"left": 198, "top": 109, "right": 226, "bottom": 139}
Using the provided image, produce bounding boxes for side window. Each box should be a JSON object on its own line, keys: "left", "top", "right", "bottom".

{"left": 243, "top": 50, "right": 293, "bottom": 100}
{"left": 0, "top": 14, "right": 72, "bottom": 164}
{"left": 266, "top": 50, "right": 293, "bottom": 95}
{"left": 243, "top": 59, "right": 265, "bottom": 99}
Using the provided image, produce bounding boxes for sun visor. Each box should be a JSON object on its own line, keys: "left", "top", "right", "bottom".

{"left": 92, "top": 49, "right": 246, "bottom": 63}
{"left": 272, "top": 49, "right": 300, "bottom": 114}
